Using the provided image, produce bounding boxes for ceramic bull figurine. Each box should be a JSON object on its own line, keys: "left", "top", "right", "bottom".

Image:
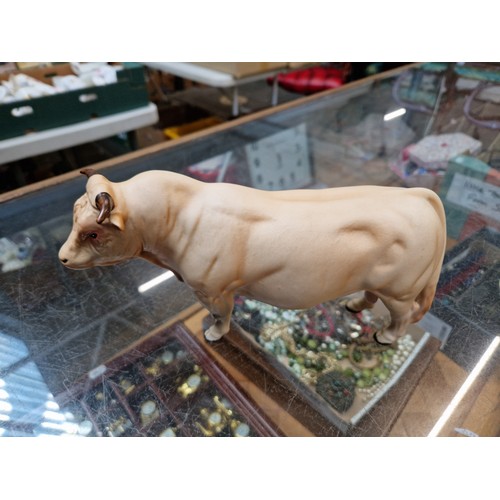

{"left": 59, "top": 168, "right": 447, "bottom": 345}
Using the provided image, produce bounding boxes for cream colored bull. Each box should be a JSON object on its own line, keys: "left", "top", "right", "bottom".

{"left": 59, "top": 168, "right": 447, "bottom": 345}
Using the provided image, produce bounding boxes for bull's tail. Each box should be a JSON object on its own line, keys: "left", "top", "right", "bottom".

{"left": 410, "top": 257, "right": 445, "bottom": 324}
{"left": 410, "top": 280, "right": 438, "bottom": 323}
{"left": 410, "top": 254, "right": 443, "bottom": 323}
{"left": 410, "top": 188, "right": 447, "bottom": 324}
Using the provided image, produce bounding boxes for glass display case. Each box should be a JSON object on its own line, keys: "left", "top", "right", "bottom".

{"left": 1, "top": 63, "right": 498, "bottom": 437}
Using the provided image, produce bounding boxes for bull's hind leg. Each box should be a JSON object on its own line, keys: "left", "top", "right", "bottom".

{"left": 345, "top": 291, "right": 379, "bottom": 313}
{"left": 195, "top": 290, "right": 234, "bottom": 342}
{"left": 375, "top": 297, "right": 414, "bottom": 345}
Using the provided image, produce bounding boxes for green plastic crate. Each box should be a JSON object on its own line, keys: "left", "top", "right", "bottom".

{"left": 0, "top": 62, "right": 149, "bottom": 141}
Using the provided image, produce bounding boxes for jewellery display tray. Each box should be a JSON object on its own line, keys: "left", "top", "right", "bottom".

{"left": 55, "top": 322, "right": 283, "bottom": 437}
{"left": 205, "top": 298, "right": 440, "bottom": 436}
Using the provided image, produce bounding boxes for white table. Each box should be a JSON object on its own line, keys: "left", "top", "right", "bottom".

{"left": 144, "top": 62, "right": 299, "bottom": 116}
{"left": 0, "top": 103, "right": 159, "bottom": 165}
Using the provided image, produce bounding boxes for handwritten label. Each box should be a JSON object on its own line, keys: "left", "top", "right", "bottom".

{"left": 446, "top": 173, "right": 500, "bottom": 222}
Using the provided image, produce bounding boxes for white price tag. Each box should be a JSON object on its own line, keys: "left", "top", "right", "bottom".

{"left": 446, "top": 173, "right": 500, "bottom": 222}
{"left": 418, "top": 312, "right": 453, "bottom": 345}
{"left": 88, "top": 364, "right": 107, "bottom": 379}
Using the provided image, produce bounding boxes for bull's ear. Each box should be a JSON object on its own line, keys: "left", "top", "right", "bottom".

{"left": 82, "top": 171, "right": 127, "bottom": 230}
{"left": 93, "top": 192, "right": 126, "bottom": 230}
{"left": 87, "top": 174, "right": 116, "bottom": 213}
{"left": 109, "top": 212, "right": 126, "bottom": 231}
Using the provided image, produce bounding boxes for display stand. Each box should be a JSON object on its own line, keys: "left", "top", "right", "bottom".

{"left": 204, "top": 307, "right": 440, "bottom": 436}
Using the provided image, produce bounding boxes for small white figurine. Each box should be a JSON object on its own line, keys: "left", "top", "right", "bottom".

{"left": 59, "top": 168, "right": 447, "bottom": 345}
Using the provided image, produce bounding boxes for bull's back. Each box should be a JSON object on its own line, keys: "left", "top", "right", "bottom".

{"left": 199, "top": 183, "right": 445, "bottom": 267}
{"left": 250, "top": 189, "right": 437, "bottom": 295}
{"left": 181, "top": 183, "right": 446, "bottom": 304}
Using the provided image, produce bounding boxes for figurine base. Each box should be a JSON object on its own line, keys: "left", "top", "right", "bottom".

{"left": 207, "top": 294, "right": 440, "bottom": 436}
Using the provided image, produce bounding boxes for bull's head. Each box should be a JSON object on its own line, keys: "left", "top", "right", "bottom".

{"left": 58, "top": 169, "right": 140, "bottom": 269}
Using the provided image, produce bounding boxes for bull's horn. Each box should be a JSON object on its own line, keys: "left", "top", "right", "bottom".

{"left": 80, "top": 168, "right": 98, "bottom": 178}
{"left": 95, "top": 192, "right": 114, "bottom": 224}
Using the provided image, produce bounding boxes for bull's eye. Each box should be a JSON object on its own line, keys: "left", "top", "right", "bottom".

{"left": 81, "top": 231, "right": 99, "bottom": 241}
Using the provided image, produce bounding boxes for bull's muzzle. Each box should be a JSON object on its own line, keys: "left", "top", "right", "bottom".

{"left": 58, "top": 244, "right": 70, "bottom": 265}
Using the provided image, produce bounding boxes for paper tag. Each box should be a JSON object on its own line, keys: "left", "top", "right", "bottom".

{"left": 88, "top": 364, "right": 107, "bottom": 379}
{"left": 79, "top": 93, "right": 98, "bottom": 103}
{"left": 246, "top": 123, "right": 312, "bottom": 190}
{"left": 11, "top": 105, "right": 34, "bottom": 117}
{"left": 418, "top": 312, "right": 453, "bottom": 345}
{"left": 446, "top": 172, "right": 500, "bottom": 222}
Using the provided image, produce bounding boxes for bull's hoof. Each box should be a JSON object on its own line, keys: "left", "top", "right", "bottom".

{"left": 351, "top": 329, "right": 393, "bottom": 347}
{"left": 204, "top": 325, "right": 225, "bottom": 342}
{"left": 341, "top": 298, "right": 361, "bottom": 315}
{"left": 345, "top": 303, "right": 361, "bottom": 314}
{"left": 373, "top": 330, "right": 395, "bottom": 346}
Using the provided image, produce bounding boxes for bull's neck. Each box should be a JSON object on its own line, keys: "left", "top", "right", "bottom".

{"left": 121, "top": 171, "right": 201, "bottom": 269}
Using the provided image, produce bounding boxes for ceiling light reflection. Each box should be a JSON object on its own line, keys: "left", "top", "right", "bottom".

{"left": 428, "top": 336, "right": 499, "bottom": 437}
{"left": 40, "top": 421, "right": 80, "bottom": 434}
{"left": 384, "top": 108, "right": 406, "bottom": 121}
{"left": 0, "top": 400, "right": 12, "bottom": 412}
{"left": 45, "top": 400, "right": 60, "bottom": 411}
{"left": 42, "top": 410, "right": 66, "bottom": 422}
{"left": 138, "top": 271, "right": 175, "bottom": 293}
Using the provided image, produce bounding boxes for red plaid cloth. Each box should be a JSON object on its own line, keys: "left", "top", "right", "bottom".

{"left": 270, "top": 66, "right": 346, "bottom": 94}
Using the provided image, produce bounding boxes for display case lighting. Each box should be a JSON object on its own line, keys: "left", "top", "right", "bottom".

{"left": 138, "top": 271, "right": 175, "bottom": 293}
{"left": 383, "top": 108, "right": 406, "bottom": 121}
{"left": 428, "top": 335, "right": 499, "bottom": 437}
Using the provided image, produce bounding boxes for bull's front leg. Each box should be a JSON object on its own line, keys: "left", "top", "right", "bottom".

{"left": 345, "top": 291, "right": 379, "bottom": 314}
{"left": 195, "top": 290, "right": 234, "bottom": 342}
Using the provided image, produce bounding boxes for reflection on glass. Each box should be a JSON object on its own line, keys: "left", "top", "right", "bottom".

{"left": 0, "top": 332, "right": 85, "bottom": 437}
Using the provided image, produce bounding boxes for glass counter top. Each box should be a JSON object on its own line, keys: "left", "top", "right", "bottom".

{"left": 0, "top": 63, "right": 498, "bottom": 437}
